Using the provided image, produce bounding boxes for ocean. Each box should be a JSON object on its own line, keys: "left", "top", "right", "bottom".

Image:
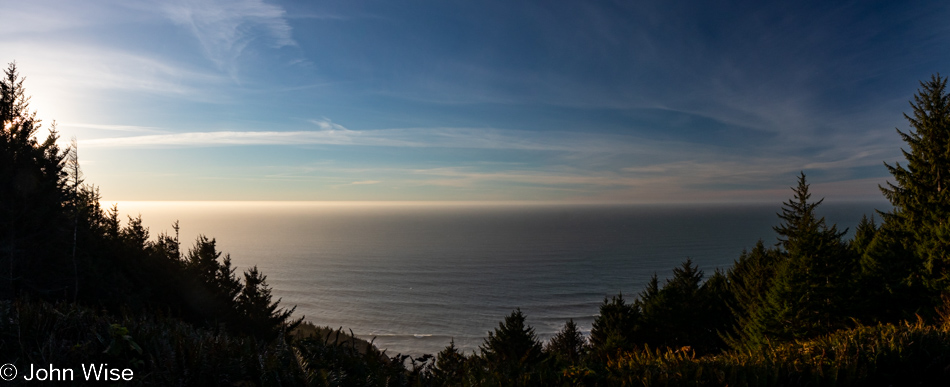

{"left": 109, "top": 201, "right": 886, "bottom": 356}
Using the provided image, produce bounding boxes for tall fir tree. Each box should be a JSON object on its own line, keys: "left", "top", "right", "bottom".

{"left": 746, "top": 173, "right": 854, "bottom": 345}
{"left": 880, "top": 74, "right": 950, "bottom": 292}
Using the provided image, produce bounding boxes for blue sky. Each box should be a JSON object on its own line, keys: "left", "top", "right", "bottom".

{"left": 2, "top": 0, "right": 947, "bottom": 203}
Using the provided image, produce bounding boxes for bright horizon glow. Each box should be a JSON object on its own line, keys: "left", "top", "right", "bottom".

{"left": 5, "top": 1, "right": 949, "bottom": 203}
{"left": 103, "top": 198, "right": 892, "bottom": 210}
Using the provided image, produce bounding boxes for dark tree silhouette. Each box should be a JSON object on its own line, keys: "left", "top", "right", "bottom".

{"left": 881, "top": 74, "right": 950, "bottom": 292}
{"left": 723, "top": 240, "right": 783, "bottom": 348}
{"left": 589, "top": 293, "right": 639, "bottom": 356}
{"left": 748, "top": 173, "right": 853, "bottom": 345}
{"left": 546, "top": 319, "right": 586, "bottom": 366}
{"left": 479, "top": 308, "right": 545, "bottom": 384}
{"left": 0, "top": 62, "right": 69, "bottom": 298}
{"left": 237, "top": 266, "right": 299, "bottom": 338}
{"left": 433, "top": 339, "right": 468, "bottom": 385}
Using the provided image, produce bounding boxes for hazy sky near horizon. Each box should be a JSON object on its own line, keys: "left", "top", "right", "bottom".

{"left": 2, "top": 0, "right": 947, "bottom": 203}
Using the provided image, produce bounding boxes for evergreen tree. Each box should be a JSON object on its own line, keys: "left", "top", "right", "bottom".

{"left": 849, "top": 214, "right": 915, "bottom": 322}
{"left": 851, "top": 214, "right": 879, "bottom": 256}
{"left": 65, "top": 135, "right": 81, "bottom": 301}
{"left": 634, "top": 259, "right": 732, "bottom": 354}
{"left": 479, "top": 308, "right": 545, "bottom": 383}
{"left": 0, "top": 63, "right": 308, "bottom": 346}
{"left": 773, "top": 172, "right": 840, "bottom": 253}
{"left": 0, "top": 62, "right": 69, "bottom": 298}
{"left": 637, "top": 260, "right": 704, "bottom": 350}
{"left": 697, "top": 269, "right": 733, "bottom": 352}
{"left": 186, "top": 235, "right": 241, "bottom": 301}
{"left": 639, "top": 274, "right": 660, "bottom": 304}
{"left": 723, "top": 240, "right": 784, "bottom": 348}
{"left": 855, "top": 219, "right": 931, "bottom": 322}
{"left": 120, "top": 215, "right": 149, "bottom": 250}
{"left": 183, "top": 236, "right": 242, "bottom": 326}
{"left": 880, "top": 74, "right": 950, "bottom": 291}
{"left": 433, "top": 340, "right": 468, "bottom": 386}
{"left": 546, "top": 319, "right": 586, "bottom": 366}
{"left": 589, "top": 293, "right": 639, "bottom": 356}
{"left": 152, "top": 221, "right": 182, "bottom": 262}
{"left": 747, "top": 173, "right": 854, "bottom": 345}
{"left": 236, "top": 266, "right": 299, "bottom": 338}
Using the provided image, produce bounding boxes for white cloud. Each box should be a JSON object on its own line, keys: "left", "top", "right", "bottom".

{"left": 79, "top": 124, "right": 666, "bottom": 154}
{"left": 0, "top": 41, "right": 224, "bottom": 98}
{"left": 83, "top": 130, "right": 355, "bottom": 147}
{"left": 61, "top": 123, "right": 166, "bottom": 133}
{"left": 330, "top": 180, "right": 382, "bottom": 189}
{"left": 0, "top": 0, "right": 141, "bottom": 35}
{"left": 410, "top": 167, "right": 662, "bottom": 188}
{"left": 162, "top": 0, "right": 295, "bottom": 73}
{"left": 308, "top": 117, "right": 354, "bottom": 133}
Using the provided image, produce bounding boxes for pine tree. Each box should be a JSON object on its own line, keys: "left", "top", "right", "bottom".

{"left": 633, "top": 259, "right": 731, "bottom": 354}
{"left": 589, "top": 293, "right": 639, "bottom": 356}
{"left": 184, "top": 236, "right": 242, "bottom": 326}
{"left": 697, "top": 269, "right": 733, "bottom": 353}
{"left": 186, "top": 235, "right": 240, "bottom": 300}
{"left": 546, "top": 319, "right": 586, "bottom": 366}
{"left": 774, "top": 172, "right": 840, "bottom": 253}
{"left": 880, "top": 74, "right": 950, "bottom": 291}
{"left": 120, "top": 215, "right": 150, "bottom": 250}
{"left": 639, "top": 273, "right": 660, "bottom": 303}
{"left": 851, "top": 214, "right": 878, "bottom": 256}
{"left": 65, "top": 135, "right": 82, "bottom": 302}
{"left": 723, "top": 240, "right": 783, "bottom": 349}
{"left": 0, "top": 62, "right": 69, "bottom": 298}
{"left": 152, "top": 221, "right": 181, "bottom": 262}
{"left": 237, "top": 266, "right": 298, "bottom": 338}
{"left": 747, "top": 173, "right": 853, "bottom": 345}
{"left": 637, "top": 260, "right": 704, "bottom": 349}
{"left": 479, "top": 308, "right": 545, "bottom": 383}
{"left": 433, "top": 339, "right": 468, "bottom": 385}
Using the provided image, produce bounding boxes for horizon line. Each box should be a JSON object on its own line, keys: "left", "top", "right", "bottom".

{"left": 101, "top": 199, "right": 891, "bottom": 206}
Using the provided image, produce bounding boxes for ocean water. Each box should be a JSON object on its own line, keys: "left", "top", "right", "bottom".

{"left": 109, "top": 201, "right": 886, "bottom": 356}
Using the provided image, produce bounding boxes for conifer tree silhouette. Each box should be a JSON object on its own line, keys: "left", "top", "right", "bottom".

{"left": 881, "top": 74, "right": 950, "bottom": 291}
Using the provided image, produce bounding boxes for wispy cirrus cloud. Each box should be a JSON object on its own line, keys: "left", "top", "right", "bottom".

{"left": 80, "top": 119, "right": 651, "bottom": 153}
{"left": 0, "top": 41, "right": 225, "bottom": 98}
{"left": 308, "top": 117, "right": 353, "bottom": 134}
{"left": 61, "top": 123, "right": 166, "bottom": 133}
{"left": 162, "top": 0, "right": 295, "bottom": 74}
{"left": 409, "top": 167, "right": 658, "bottom": 188}
{"left": 331, "top": 180, "right": 381, "bottom": 189}
{"left": 79, "top": 115, "right": 895, "bottom": 193}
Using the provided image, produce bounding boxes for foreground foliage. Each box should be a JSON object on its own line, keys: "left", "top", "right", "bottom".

{"left": 3, "top": 298, "right": 949, "bottom": 386}
{"left": 603, "top": 318, "right": 950, "bottom": 386}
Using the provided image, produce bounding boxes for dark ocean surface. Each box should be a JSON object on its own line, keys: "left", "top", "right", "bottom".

{"left": 111, "top": 201, "right": 887, "bottom": 356}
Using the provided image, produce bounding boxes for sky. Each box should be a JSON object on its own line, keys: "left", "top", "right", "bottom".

{"left": 1, "top": 0, "right": 948, "bottom": 203}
